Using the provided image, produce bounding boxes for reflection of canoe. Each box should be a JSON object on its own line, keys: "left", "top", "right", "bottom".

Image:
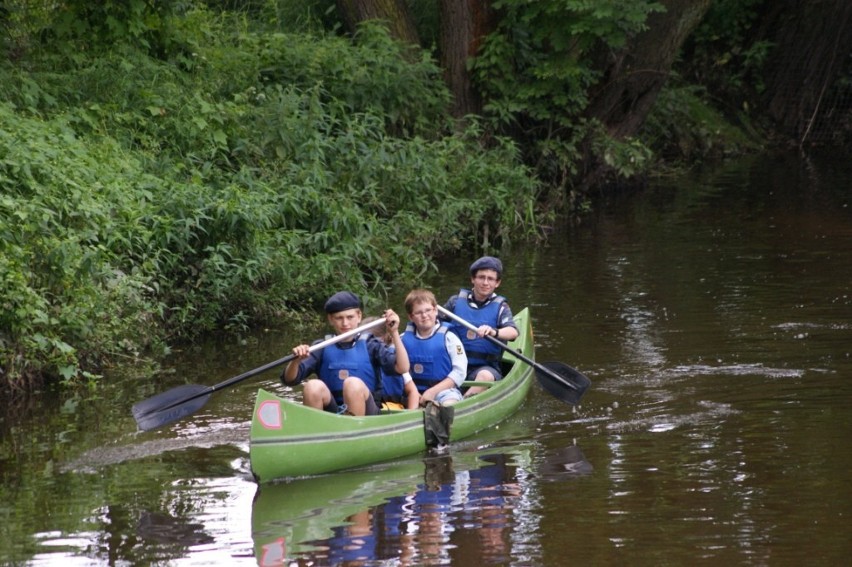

{"left": 251, "top": 447, "right": 528, "bottom": 565}
{"left": 252, "top": 458, "right": 424, "bottom": 564}
{"left": 249, "top": 308, "right": 535, "bottom": 482}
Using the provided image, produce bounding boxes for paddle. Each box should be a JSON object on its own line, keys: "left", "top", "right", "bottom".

{"left": 132, "top": 317, "right": 388, "bottom": 431}
{"left": 437, "top": 305, "right": 591, "bottom": 405}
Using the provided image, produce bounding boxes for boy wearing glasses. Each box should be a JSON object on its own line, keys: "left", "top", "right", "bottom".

{"left": 441, "top": 256, "right": 519, "bottom": 397}
{"left": 402, "top": 289, "right": 467, "bottom": 406}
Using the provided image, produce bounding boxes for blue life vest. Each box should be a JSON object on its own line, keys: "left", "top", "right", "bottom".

{"left": 402, "top": 322, "right": 453, "bottom": 393}
{"left": 318, "top": 334, "right": 379, "bottom": 405}
{"left": 381, "top": 345, "right": 406, "bottom": 403}
{"left": 451, "top": 290, "right": 505, "bottom": 366}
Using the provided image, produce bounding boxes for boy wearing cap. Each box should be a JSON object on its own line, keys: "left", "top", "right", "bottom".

{"left": 282, "top": 291, "right": 409, "bottom": 416}
{"left": 441, "top": 256, "right": 519, "bottom": 397}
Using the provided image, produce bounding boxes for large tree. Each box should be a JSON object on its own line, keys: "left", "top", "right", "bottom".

{"left": 438, "top": 0, "right": 498, "bottom": 118}
{"left": 583, "top": 0, "right": 714, "bottom": 139}
{"left": 335, "top": 0, "right": 851, "bottom": 194}
{"left": 337, "top": 1, "right": 707, "bottom": 140}
{"left": 336, "top": 0, "right": 419, "bottom": 45}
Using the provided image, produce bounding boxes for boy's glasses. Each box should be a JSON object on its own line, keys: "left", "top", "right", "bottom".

{"left": 411, "top": 307, "right": 435, "bottom": 317}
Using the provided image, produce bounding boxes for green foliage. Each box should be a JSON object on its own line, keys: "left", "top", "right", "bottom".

{"left": 678, "top": 0, "right": 771, "bottom": 107}
{"left": 591, "top": 127, "right": 654, "bottom": 179}
{"left": 0, "top": 104, "right": 164, "bottom": 387}
{"left": 471, "top": 0, "right": 664, "bottom": 196}
{"left": 43, "top": 0, "right": 180, "bottom": 55}
{"left": 245, "top": 19, "right": 451, "bottom": 137}
{"left": 0, "top": 8, "right": 539, "bottom": 389}
{"left": 474, "top": 0, "right": 663, "bottom": 129}
{"left": 190, "top": 0, "right": 338, "bottom": 34}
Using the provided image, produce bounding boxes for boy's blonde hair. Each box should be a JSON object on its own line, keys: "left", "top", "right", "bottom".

{"left": 404, "top": 289, "right": 437, "bottom": 314}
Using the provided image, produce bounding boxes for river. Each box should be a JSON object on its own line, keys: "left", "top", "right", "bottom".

{"left": 1, "top": 150, "right": 850, "bottom": 566}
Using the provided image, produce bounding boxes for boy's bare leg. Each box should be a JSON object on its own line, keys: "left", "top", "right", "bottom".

{"left": 303, "top": 379, "right": 332, "bottom": 410}
{"left": 343, "top": 378, "right": 370, "bottom": 416}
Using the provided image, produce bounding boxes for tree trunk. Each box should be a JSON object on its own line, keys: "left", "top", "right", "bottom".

{"left": 583, "top": 0, "right": 713, "bottom": 139}
{"left": 758, "top": 0, "right": 852, "bottom": 146}
{"left": 438, "top": 0, "right": 498, "bottom": 118}
{"left": 336, "top": 0, "right": 420, "bottom": 45}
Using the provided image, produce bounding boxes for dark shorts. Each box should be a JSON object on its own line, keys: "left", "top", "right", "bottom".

{"left": 324, "top": 393, "right": 380, "bottom": 416}
{"left": 466, "top": 364, "right": 503, "bottom": 382}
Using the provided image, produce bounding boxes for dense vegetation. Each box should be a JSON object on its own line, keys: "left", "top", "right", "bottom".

{"left": 1, "top": 5, "right": 543, "bottom": 389}
{"left": 2, "top": 0, "right": 847, "bottom": 390}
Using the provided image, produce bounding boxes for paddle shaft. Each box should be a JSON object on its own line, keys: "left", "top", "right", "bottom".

{"left": 437, "top": 305, "right": 580, "bottom": 392}
{"left": 210, "top": 316, "right": 388, "bottom": 395}
{"left": 134, "top": 317, "right": 388, "bottom": 420}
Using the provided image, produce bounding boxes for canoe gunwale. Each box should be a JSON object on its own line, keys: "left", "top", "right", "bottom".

{"left": 250, "top": 416, "right": 425, "bottom": 446}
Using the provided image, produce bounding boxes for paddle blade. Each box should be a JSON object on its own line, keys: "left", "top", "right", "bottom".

{"left": 536, "top": 361, "right": 591, "bottom": 405}
{"left": 132, "top": 384, "right": 213, "bottom": 431}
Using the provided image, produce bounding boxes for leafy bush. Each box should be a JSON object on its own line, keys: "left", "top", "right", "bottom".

{"left": 0, "top": 10, "right": 540, "bottom": 390}
{"left": 245, "top": 19, "right": 452, "bottom": 137}
{"left": 0, "top": 104, "right": 164, "bottom": 388}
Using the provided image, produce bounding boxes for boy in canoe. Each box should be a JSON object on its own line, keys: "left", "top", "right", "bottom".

{"left": 281, "top": 291, "right": 409, "bottom": 416}
{"left": 402, "top": 289, "right": 467, "bottom": 406}
{"left": 364, "top": 317, "right": 421, "bottom": 410}
{"left": 441, "top": 256, "right": 519, "bottom": 397}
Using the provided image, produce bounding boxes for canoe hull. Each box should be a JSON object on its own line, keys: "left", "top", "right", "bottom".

{"left": 249, "top": 308, "right": 534, "bottom": 482}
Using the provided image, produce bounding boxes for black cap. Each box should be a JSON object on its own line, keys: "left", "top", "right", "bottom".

{"left": 324, "top": 291, "right": 362, "bottom": 313}
{"left": 469, "top": 256, "right": 503, "bottom": 277}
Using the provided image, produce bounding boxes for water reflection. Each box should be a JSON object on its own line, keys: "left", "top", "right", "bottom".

{"left": 28, "top": 473, "right": 256, "bottom": 566}
{"left": 252, "top": 444, "right": 570, "bottom": 566}
{"left": 136, "top": 510, "right": 215, "bottom": 546}
{"left": 537, "top": 444, "right": 594, "bottom": 481}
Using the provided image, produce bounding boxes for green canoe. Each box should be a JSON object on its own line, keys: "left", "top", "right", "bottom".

{"left": 249, "top": 308, "right": 535, "bottom": 482}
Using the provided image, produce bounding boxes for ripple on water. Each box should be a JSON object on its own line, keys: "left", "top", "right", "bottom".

{"left": 668, "top": 363, "right": 805, "bottom": 379}
{"left": 603, "top": 399, "right": 739, "bottom": 434}
{"left": 61, "top": 417, "right": 250, "bottom": 474}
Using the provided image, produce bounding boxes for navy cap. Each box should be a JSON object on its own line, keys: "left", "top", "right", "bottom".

{"left": 324, "top": 291, "right": 362, "bottom": 313}
{"left": 469, "top": 256, "right": 503, "bottom": 277}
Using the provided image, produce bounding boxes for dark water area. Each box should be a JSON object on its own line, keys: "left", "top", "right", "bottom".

{"left": 2, "top": 150, "right": 851, "bottom": 566}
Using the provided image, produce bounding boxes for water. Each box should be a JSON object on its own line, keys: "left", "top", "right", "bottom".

{"left": 1, "top": 151, "right": 850, "bottom": 566}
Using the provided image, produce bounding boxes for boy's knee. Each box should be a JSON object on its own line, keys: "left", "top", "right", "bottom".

{"left": 435, "top": 388, "right": 463, "bottom": 405}
{"left": 342, "top": 376, "right": 368, "bottom": 395}
{"left": 476, "top": 369, "right": 496, "bottom": 382}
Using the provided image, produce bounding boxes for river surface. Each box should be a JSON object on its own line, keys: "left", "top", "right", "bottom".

{"left": 1, "top": 151, "right": 850, "bottom": 566}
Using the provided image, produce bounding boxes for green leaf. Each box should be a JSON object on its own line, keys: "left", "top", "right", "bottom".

{"left": 58, "top": 365, "right": 77, "bottom": 380}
